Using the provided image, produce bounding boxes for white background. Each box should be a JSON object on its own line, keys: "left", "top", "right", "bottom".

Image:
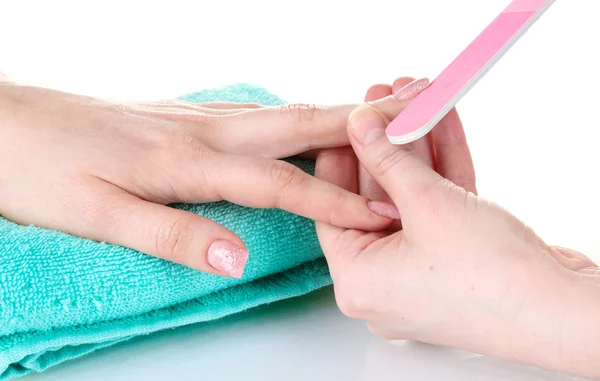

{"left": 2, "top": 0, "right": 600, "bottom": 380}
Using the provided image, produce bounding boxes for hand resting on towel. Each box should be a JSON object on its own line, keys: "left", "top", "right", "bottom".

{"left": 0, "top": 76, "right": 397, "bottom": 278}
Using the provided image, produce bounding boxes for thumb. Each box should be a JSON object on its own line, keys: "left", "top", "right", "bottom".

{"left": 347, "top": 104, "right": 441, "bottom": 210}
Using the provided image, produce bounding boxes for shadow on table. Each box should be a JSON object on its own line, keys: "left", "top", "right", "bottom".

{"left": 22, "top": 287, "right": 590, "bottom": 381}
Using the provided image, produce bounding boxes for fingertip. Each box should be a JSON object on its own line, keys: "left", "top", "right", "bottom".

{"left": 392, "top": 76, "right": 416, "bottom": 93}
{"left": 314, "top": 149, "right": 394, "bottom": 231}
{"left": 207, "top": 239, "right": 249, "bottom": 279}
{"left": 333, "top": 194, "right": 397, "bottom": 232}
{"left": 350, "top": 103, "right": 390, "bottom": 124}
{"left": 348, "top": 104, "right": 390, "bottom": 146}
{"left": 365, "top": 84, "right": 393, "bottom": 102}
{"left": 366, "top": 95, "right": 411, "bottom": 123}
{"left": 348, "top": 106, "right": 441, "bottom": 211}
{"left": 367, "top": 200, "right": 401, "bottom": 220}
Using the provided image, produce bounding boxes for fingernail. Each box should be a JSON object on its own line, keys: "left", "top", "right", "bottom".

{"left": 367, "top": 201, "right": 401, "bottom": 219}
{"left": 349, "top": 106, "right": 388, "bottom": 145}
{"left": 393, "top": 78, "right": 430, "bottom": 101}
{"left": 207, "top": 240, "right": 249, "bottom": 278}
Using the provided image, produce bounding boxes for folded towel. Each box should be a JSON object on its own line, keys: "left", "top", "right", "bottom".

{"left": 0, "top": 84, "right": 332, "bottom": 380}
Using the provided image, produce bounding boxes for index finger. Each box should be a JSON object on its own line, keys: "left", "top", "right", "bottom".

{"left": 183, "top": 153, "right": 397, "bottom": 232}
{"left": 206, "top": 103, "right": 357, "bottom": 158}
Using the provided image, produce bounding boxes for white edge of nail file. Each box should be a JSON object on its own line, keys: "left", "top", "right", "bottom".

{"left": 386, "top": 0, "right": 556, "bottom": 145}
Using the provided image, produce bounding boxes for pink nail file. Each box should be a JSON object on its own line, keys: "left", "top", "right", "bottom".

{"left": 386, "top": 0, "right": 556, "bottom": 145}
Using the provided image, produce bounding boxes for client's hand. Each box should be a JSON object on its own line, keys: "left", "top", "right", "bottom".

{"left": 0, "top": 81, "right": 397, "bottom": 278}
{"left": 315, "top": 81, "right": 600, "bottom": 378}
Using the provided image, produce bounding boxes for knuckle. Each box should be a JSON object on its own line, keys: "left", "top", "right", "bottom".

{"left": 158, "top": 128, "right": 211, "bottom": 164}
{"left": 372, "top": 147, "right": 418, "bottom": 179}
{"left": 74, "top": 187, "right": 120, "bottom": 234}
{"left": 424, "top": 178, "right": 452, "bottom": 206}
{"left": 269, "top": 161, "right": 304, "bottom": 195}
{"left": 78, "top": 201, "right": 111, "bottom": 232}
{"left": 147, "top": 127, "right": 216, "bottom": 200}
{"left": 280, "top": 103, "right": 318, "bottom": 123}
{"left": 198, "top": 113, "right": 222, "bottom": 128}
{"left": 395, "top": 177, "right": 446, "bottom": 218}
{"left": 155, "top": 216, "right": 195, "bottom": 262}
{"left": 147, "top": 123, "right": 192, "bottom": 151}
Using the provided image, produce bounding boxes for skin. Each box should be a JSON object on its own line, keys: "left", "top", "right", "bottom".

{"left": 2, "top": 70, "right": 599, "bottom": 376}
{"left": 0, "top": 76, "right": 399, "bottom": 277}
{"left": 314, "top": 79, "right": 600, "bottom": 378}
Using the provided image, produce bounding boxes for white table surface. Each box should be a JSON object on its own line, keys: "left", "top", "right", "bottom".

{"left": 20, "top": 288, "right": 592, "bottom": 381}
{"left": 3, "top": 0, "right": 600, "bottom": 379}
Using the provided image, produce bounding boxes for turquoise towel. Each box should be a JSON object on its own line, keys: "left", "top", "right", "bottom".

{"left": 0, "top": 84, "right": 332, "bottom": 380}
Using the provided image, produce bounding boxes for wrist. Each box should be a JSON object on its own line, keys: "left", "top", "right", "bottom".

{"left": 556, "top": 273, "right": 600, "bottom": 378}
{"left": 509, "top": 263, "right": 600, "bottom": 378}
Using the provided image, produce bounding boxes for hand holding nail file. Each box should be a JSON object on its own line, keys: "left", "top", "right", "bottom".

{"left": 386, "top": 0, "right": 556, "bottom": 144}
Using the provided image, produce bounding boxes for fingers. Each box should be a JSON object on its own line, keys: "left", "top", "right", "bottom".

{"left": 347, "top": 104, "right": 442, "bottom": 210}
{"left": 365, "top": 84, "right": 394, "bottom": 103}
{"left": 314, "top": 147, "right": 359, "bottom": 254}
{"left": 296, "top": 149, "right": 320, "bottom": 159}
{"left": 431, "top": 108, "right": 478, "bottom": 194}
{"left": 135, "top": 100, "right": 259, "bottom": 118}
{"left": 145, "top": 100, "right": 262, "bottom": 110}
{"left": 366, "top": 82, "right": 476, "bottom": 197}
{"left": 198, "top": 101, "right": 263, "bottom": 110}
{"left": 390, "top": 77, "right": 436, "bottom": 169}
{"left": 361, "top": 84, "right": 393, "bottom": 201}
{"left": 365, "top": 80, "right": 426, "bottom": 232}
{"left": 411, "top": 133, "right": 435, "bottom": 169}
{"left": 205, "top": 103, "right": 357, "bottom": 158}
{"left": 314, "top": 148, "right": 383, "bottom": 267}
{"left": 391, "top": 77, "right": 418, "bottom": 94}
{"left": 202, "top": 154, "right": 396, "bottom": 231}
{"left": 365, "top": 79, "right": 433, "bottom": 169}
{"left": 77, "top": 179, "right": 249, "bottom": 277}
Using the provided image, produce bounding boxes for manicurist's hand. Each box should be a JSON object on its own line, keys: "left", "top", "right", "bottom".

{"left": 0, "top": 79, "right": 398, "bottom": 278}
{"left": 315, "top": 80, "right": 600, "bottom": 378}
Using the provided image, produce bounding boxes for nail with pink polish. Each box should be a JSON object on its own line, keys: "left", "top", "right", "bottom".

{"left": 207, "top": 240, "right": 249, "bottom": 278}
{"left": 393, "top": 78, "right": 430, "bottom": 101}
{"left": 367, "top": 201, "right": 401, "bottom": 220}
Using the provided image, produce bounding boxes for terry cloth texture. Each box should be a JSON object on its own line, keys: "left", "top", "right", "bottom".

{"left": 0, "top": 84, "right": 332, "bottom": 379}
